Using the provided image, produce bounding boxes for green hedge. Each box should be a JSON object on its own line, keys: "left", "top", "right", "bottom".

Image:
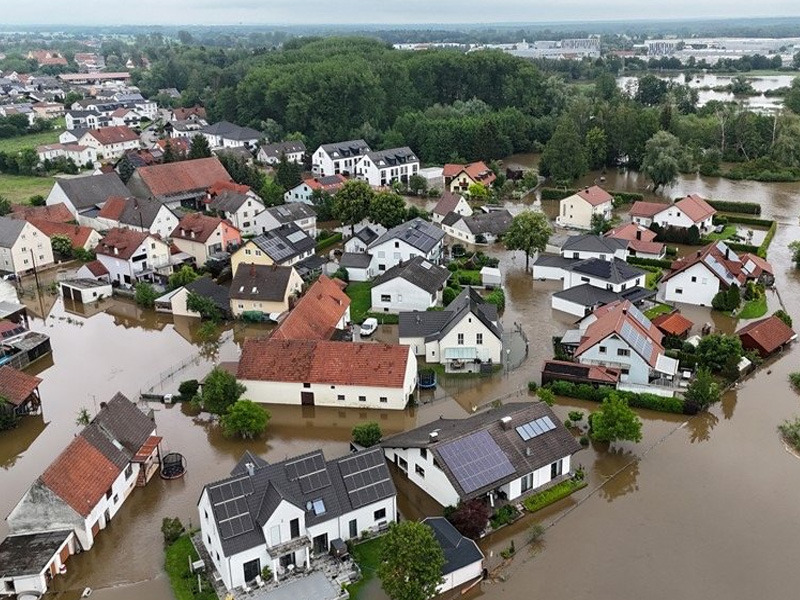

{"left": 541, "top": 187, "right": 575, "bottom": 200}
{"left": 315, "top": 232, "right": 342, "bottom": 252}
{"left": 522, "top": 478, "right": 587, "bottom": 513}
{"left": 716, "top": 214, "right": 773, "bottom": 227}
{"left": 724, "top": 241, "right": 760, "bottom": 254}
{"left": 610, "top": 191, "right": 644, "bottom": 204}
{"left": 758, "top": 220, "right": 777, "bottom": 259}
{"left": 627, "top": 256, "right": 673, "bottom": 269}
{"left": 545, "top": 380, "right": 688, "bottom": 414}
{"left": 705, "top": 199, "right": 761, "bottom": 215}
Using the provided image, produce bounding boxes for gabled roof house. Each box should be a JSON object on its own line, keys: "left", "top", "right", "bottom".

{"left": 368, "top": 218, "right": 445, "bottom": 272}
{"left": 126, "top": 157, "right": 233, "bottom": 209}
{"left": 555, "top": 185, "right": 613, "bottom": 230}
{"left": 371, "top": 256, "right": 450, "bottom": 313}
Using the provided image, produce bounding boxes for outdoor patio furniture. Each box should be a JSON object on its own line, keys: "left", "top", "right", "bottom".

{"left": 255, "top": 575, "right": 265, "bottom": 588}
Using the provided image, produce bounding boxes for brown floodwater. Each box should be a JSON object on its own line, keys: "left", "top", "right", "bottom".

{"left": 1, "top": 164, "right": 799, "bottom": 600}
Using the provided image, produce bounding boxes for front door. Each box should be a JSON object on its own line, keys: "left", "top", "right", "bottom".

{"left": 243, "top": 558, "right": 260, "bottom": 583}
{"left": 348, "top": 519, "right": 357, "bottom": 539}
{"left": 313, "top": 533, "right": 328, "bottom": 555}
{"left": 300, "top": 391, "right": 314, "bottom": 406}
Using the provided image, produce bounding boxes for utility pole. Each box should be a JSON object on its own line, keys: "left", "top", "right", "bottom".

{"left": 30, "top": 249, "right": 40, "bottom": 291}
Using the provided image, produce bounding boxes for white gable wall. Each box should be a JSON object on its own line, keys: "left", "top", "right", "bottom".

{"left": 578, "top": 333, "right": 651, "bottom": 385}
{"left": 663, "top": 263, "right": 721, "bottom": 306}
{"left": 371, "top": 277, "right": 437, "bottom": 313}
{"left": 556, "top": 195, "right": 612, "bottom": 230}
{"left": 433, "top": 312, "right": 502, "bottom": 364}
{"left": 370, "top": 238, "right": 442, "bottom": 273}
{"left": 382, "top": 447, "right": 461, "bottom": 507}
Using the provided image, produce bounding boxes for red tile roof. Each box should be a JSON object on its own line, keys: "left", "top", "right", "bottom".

{"left": 84, "top": 260, "right": 109, "bottom": 277}
{"left": 27, "top": 219, "right": 97, "bottom": 249}
{"left": 740, "top": 253, "right": 774, "bottom": 277}
{"left": 0, "top": 365, "right": 41, "bottom": 407}
{"left": 433, "top": 191, "right": 466, "bottom": 216}
{"left": 651, "top": 311, "right": 694, "bottom": 337}
{"left": 605, "top": 222, "right": 665, "bottom": 255}
{"left": 272, "top": 275, "right": 350, "bottom": 341}
{"left": 443, "top": 162, "right": 496, "bottom": 186}
{"left": 675, "top": 194, "right": 716, "bottom": 223}
{"left": 208, "top": 180, "right": 251, "bottom": 196}
{"left": 662, "top": 242, "right": 747, "bottom": 288}
{"left": 95, "top": 228, "right": 149, "bottom": 260}
{"left": 134, "top": 157, "right": 231, "bottom": 198}
{"left": 172, "top": 106, "right": 207, "bottom": 121}
{"left": 630, "top": 201, "right": 669, "bottom": 218}
{"left": 542, "top": 359, "right": 621, "bottom": 384}
{"left": 133, "top": 435, "right": 162, "bottom": 463}
{"left": 573, "top": 185, "right": 613, "bottom": 207}
{"left": 9, "top": 202, "right": 74, "bottom": 223}
{"left": 157, "top": 138, "right": 190, "bottom": 155}
{"left": 303, "top": 175, "right": 347, "bottom": 193}
{"left": 575, "top": 300, "right": 664, "bottom": 367}
{"left": 171, "top": 212, "right": 226, "bottom": 243}
{"left": 238, "top": 338, "right": 411, "bottom": 388}
{"left": 40, "top": 435, "right": 121, "bottom": 517}
{"left": 83, "top": 126, "right": 139, "bottom": 146}
{"left": 96, "top": 196, "right": 129, "bottom": 221}
{"left": 737, "top": 315, "right": 796, "bottom": 355}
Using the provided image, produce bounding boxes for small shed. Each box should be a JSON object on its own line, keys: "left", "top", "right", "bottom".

{"left": 480, "top": 266, "right": 501, "bottom": 289}
{"left": 736, "top": 315, "right": 797, "bottom": 358}
{"left": 423, "top": 517, "right": 484, "bottom": 595}
{"left": 651, "top": 311, "right": 693, "bottom": 339}
{"left": 59, "top": 279, "right": 113, "bottom": 304}
{"left": 0, "top": 530, "right": 76, "bottom": 597}
{"left": 340, "top": 252, "right": 373, "bottom": 282}
{"left": 0, "top": 365, "right": 42, "bottom": 416}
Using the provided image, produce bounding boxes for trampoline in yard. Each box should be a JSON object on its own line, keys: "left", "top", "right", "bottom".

{"left": 160, "top": 452, "right": 186, "bottom": 480}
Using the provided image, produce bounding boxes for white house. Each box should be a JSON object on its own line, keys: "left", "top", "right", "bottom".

{"left": 283, "top": 175, "right": 347, "bottom": 204}
{"left": 230, "top": 223, "right": 315, "bottom": 272}
{"left": 312, "top": 139, "right": 371, "bottom": 177}
{"left": 37, "top": 143, "right": 97, "bottom": 166}
{"left": 46, "top": 171, "right": 131, "bottom": 218}
{"left": 560, "top": 234, "right": 628, "bottom": 261}
{"left": 5, "top": 394, "right": 160, "bottom": 557}
{"left": 0, "top": 531, "right": 78, "bottom": 598}
{"left": 368, "top": 218, "right": 445, "bottom": 273}
{"left": 94, "top": 228, "right": 173, "bottom": 287}
{"left": 201, "top": 121, "right": 261, "bottom": 150}
{"left": 567, "top": 300, "right": 679, "bottom": 388}
{"left": 198, "top": 447, "right": 396, "bottom": 590}
{"left": 0, "top": 218, "right": 55, "bottom": 277}
{"left": 555, "top": 186, "right": 613, "bottom": 230}
{"left": 371, "top": 256, "right": 450, "bottom": 313}
{"left": 354, "top": 147, "right": 419, "bottom": 187}
{"left": 65, "top": 110, "right": 109, "bottom": 130}
{"left": 532, "top": 255, "right": 647, "bottom": 293}
{"left": 423, "top": 517, "right": 484, "bottom": 594}
{"left": 96, "top": 196, "right": 180, "bottom": 240}
{"left": 343, "top": 224, "right": 386, "bottom": 254}
{"left": 604, "top": 223, "right": 666, "bottom": 260}
{"left": 229, "top": 264, "right": 303, "bottom": 318}
{"left": 440, "top": 209, "right": 513, "bottom": 245}
{"left": 630, "top": 194, "right": 716, "bottom": 233}
{"left": 381, "top": 402, "right": 581, "bottom": 508}
{"left": 339, "top": 252, "right": 374, "bottom": 282}
{"left": 398, "top": 287, "right": 503, "bottom": 368}
{"left": 237, "top": 338, "right": 417, "bottom": 410}
{"left": 254, "top": 203, "right": 317, "bottom": 239}
{"left": 661, "top": 241, "right": 751, "bottom": 307}
{"left": 431, "top": 191, "right": 472, "bottom": 224}
{"left": 257, "top": 140, "right": 306, "bottom": 165}
{"left": 206, "top": 187, "right": 265, "bottom": 237}
{"left": 170, "top": 213, "right": 242, "bottom": 266}
{"left": 78, "top": 126, "right": 140, "bottom": 160}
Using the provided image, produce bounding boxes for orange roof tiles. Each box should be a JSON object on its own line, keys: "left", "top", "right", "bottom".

{"left": 134, "top": 157, "right": 231, "bottom": 198}
{"left": 443, "top": 161, "right": 496, "bottom": 186}
{"left": 40, "top": 435, "right": 121, "bottom": 517}
{"left": 271, "top": 275, "right": 350, "bottom": 341}
{"left": 737, "top": 315, "right": 796, "bottom": 356}
{"left": 97, "top": 196, "right": 129, "bottom": 221}
{"left": 84, "top": 126, "right": 139, "bottom": 146}
{"left": 238, "top": 338, "right": 411, "bottom": 388}
{"left": 27, "top": 219, "right": 97, "bottom": 249}
{"left": 10, "top": 202, "right": 74, "bottom": 223}
{"left": 171, "top": 212, "right": 226, "bottom": 243}
{"left": 0, "top": 365, "right": 41, "bottom": 407}
{"left": 95, "top": 228, "right": 149, "bottom": 260}
{"left": 651, "top": 312, "right": 694, "bottom": 337}
{"left": 663, "top": 242, "right": 747, "bottom": 288}
{"left": 630, "top": 201, "right": 669, "bottom": 218}
{"left": 675, "top": 194, "right": 716, "bottom": 223}
{"left": 574, "top": 185, "right": 613, "bottom": 207}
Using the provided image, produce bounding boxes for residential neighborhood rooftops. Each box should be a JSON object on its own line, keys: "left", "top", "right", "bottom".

{"left": 373, "top": 256, "right": 450, "bottom": 294}
{"left": 663, "top": 241, "right": 748, "bottom": 288}
{"left": 54, "top": 172, "right": 130, "bottom": 211}
{"left": 230, "top": 264, "right": 297, "bottom": 302}
{"left": 651, "top": 311, "right": 694, "bottom": 337}
{"left": 676, "top": 194, "right": 716, "bottom": 223}
{"left": 95, "top": 228, "right": 149, "bottom": 260}
{"left": 423, "top": 517, "right": 484, "bottom": 575}
{"left": 0, "top": 365, "right": 41, "bottom": 407}
{"left": 238, "top": 338, "right": 411, "bottom": 388}
{"left": 130, "top": 157, "right": 231, "bottom": 199}
{"left": 381, "top": 402, "right": 580, "bottom": 500}
{"left": 265, "top": 202, "right": 316, "bottom": 224}
{"left": 206, "top": 190, "right": 250, "bottom": 214}
{"left": 629, "top": 201, "right": 669, "bottom": 218}
{"left": 259, "top": 140, "right": 306, "bottom": 160}
{"left": 398, "top": 287, "right": 500, "bottom": 341}
{"left": 100, "top": 196, "right": 170, "bottom": 229}
{"left": 432, "top": 191, "right": 466, "bottom": 216}
{"left": 573, "top": 185, "right": 613, "bottom": 206}
{"left": 250, "top": 222, "right": 315, "bottom": 264}
{"left": 10, "top": 202, "right": 74, "bottom": 223}
{"left": 370, "top": 218, "right": 444, "bottom": 253}
{"left": 319, "top": 139, "right": 370, "bottom": 157}
{"left": 561, "top": 234, "right": 629, "bottom": 254}
{"left": 272, "top": 275, "right": 350, "bottom": 341}
{"left": 736, "top": 315, "right": 796, "bottom": 356}
{"left": 171, "top": 212, "right": 227, "bottom": 243}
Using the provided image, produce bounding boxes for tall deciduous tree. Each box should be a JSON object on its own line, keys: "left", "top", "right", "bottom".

{"left": 220, "top": 399, "right": 270, "bottom": 439}
{"left": 695, "top": 333, "right": 744, "bottom": 374}
{"left": 188, "top": 134, "right": 212, "bottom": 159}
{"left": 504, "top": 210, "right": 552, "bottom": 272}
{"left": 590, "top": 393, "right": 642, "bottom": 444}
{"left": 684, "top": 368, "right": 720, "bottom": 412}
{"left": 274, "top": 154, "right": 303, "bottom": 191}
{"left": 352, "top": 421, "right": 382, "bottom": 447}
{"left": 196, "top": 367, "right": 246, "bottom": 415}
{"left": 641, "top": 130, "right": 682, "bottom": 191}
{"left": 539, "top": 117, "right": 588, "bottom": 183}
{"left": 168, "top": 265, "right": 198, "bottom": 291}
{"left": 584, "top": 126, "right": 607, "bottom": 170}
{"left": 333, "top": 179, "right": 374, "bottom": 236}
{"left": 369, "top": 191, "right": 407, "bottom": 229}
{"left": 378, "top": 521, "right": 444, "bottom": 600}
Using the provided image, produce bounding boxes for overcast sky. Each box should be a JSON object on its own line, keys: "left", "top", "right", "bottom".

{"left": 4, "top": 0, "right": 800, "bottom": 26}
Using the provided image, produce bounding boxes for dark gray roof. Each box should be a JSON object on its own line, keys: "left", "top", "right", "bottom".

{"left": 265, "top": 203, "right": 316, "bottom": 224}
{"left": 203, "top": 447, "right": 395, "bottom": 556}
{"left": 295, "top": 255, "right": 326, "bottom": 280}
{"left": 398, "top": 287, "right": 500, "bottom": 342}
{"left": 185, "top": 277, "right": 231, "bottom": 315}
{"left": 354, "top": 225, "right": 382, "bottom": 245}
{"left": 230, "top": 264, "right": 296, "bottom": 302}
{"left": 90, "top": 392, "right": 155, "bottom": 456}
{"left": 532, "top": 253, "right": 575, "bottom": 269}
{"left": 373, "top": 255, "right": 450, "bottom": 294}
{"left": 553, "top": 284, "right": 655, "bottom": 309}
{"left": 0, "top": 530, "right": 73, "bottom": 578}
{"left": 340, "top": 252, "right": 373, "bottom": 269}
{"left": 382, "top": 403, "right": 581, "bottom": 501}
{"left": 251, "top": 223, "right": 316, "bottom": 265}
{"left": 570, "top": 257, "right": 646, "bottom": 284}
{"left": 202, "top": 121, "right": 261, "bottom": 141}
{"left": 319, "top": 139, "right": 370, "bottom": 157}
{"left": 461, "top": 209, "right": 513, "bottom": 236}
{"left": 370, "top": 218, "right": 444, "bottom": 254}
{"left": 364, "top": 147, "right": 418, "bottom": 167}
{"left": 117, "top": 196, "right": 173, "bottom": 229}
{"left": 0, "top": 217, "right": 26, "bottom": 249}
{"left": 423, "top": 517, "right": 483, "bottom": 575}
{"left": 208, "top": 190, "right": 251, "bottom": 214}
{"left": 561, "top": 234, "right": 629, "bottom": 254}
{"left": 259, "top": 140, "right": 306, "bottom": 159}
{"left": 57, "top": 172, "right": 131, "bottom": 211}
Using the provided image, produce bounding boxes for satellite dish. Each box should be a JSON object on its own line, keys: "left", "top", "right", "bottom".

{"left": 306, "top": 501, "right": 313, "bottom": 511}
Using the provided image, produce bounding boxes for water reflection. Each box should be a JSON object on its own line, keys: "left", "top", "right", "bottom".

{"left": 0, "top": 414, "right": 48, "bottom": 470}
{"left": 686, "top": 410, "right": 719, "bottom": 443}
{"left": 593, "top": 446, "right": 641, "bottom": 502}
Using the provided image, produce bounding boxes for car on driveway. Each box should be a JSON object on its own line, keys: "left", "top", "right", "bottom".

{"left": 359, "top": 317, "right": 378, "bottom": 337}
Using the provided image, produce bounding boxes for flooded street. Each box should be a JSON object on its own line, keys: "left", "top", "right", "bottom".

{"left": 0, "top": 162, "right": 798, "bottom": 600}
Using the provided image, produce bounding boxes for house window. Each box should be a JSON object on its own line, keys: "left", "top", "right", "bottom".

{"left": 207, "top": 534, "right": 211, "bottom": 545}
{"left": 337, "top": 394, "right": 345, "bottom": 401}
{"left": 599, "top": 346, "right": 607, "bottom": 354}
{"left": 415, "top": 464, "right": 425, "bottom": 478}
{"left": 113, "top": 493, "right": 119, "bottom": 504}
{"left": 359, "top": 395, "right": 366, "bottom": 402}
{"left": 380, "top": 397, "right": 387, "bottom": 403}
{"left": 124, "top": 463, "right": 133, "bottom": 479}
{"left": 420, "top": 448, "right": 427, "bottom": 459}
{"left": 617, "top": 348, "right": 630, "bottom": 357}
{"left": 204, "top": 510, "right": 208, "bottom": 520}
{"left": 476, "top": 333, "right": 483, "bottom": 345}
{"left": 303, "top": 382, "right": 310, "bottom": 388}
{"left": 349, "top": 519, "right": 358, "bottom": 538}
{"left": 691, "top": 276, "right": 697, "bottom": 282}
{"left": 521, "top": 472, "right": 533, "bottom": 492}
{"left": 374, "top": 508, "right": 386, "bottom": 521}
{"left": 550, "top": 459, "right": 563, "bottom": 479}
{"left": 381, "top": 294, "right": 391, "bottom": 302}
{"left": 290, "top": 518, "right": 300, "bottom": 539}
{"left": 457, "top": 333, "right": 464, "bottom": 345}
{"left": 394, "top": 241, "right": 399, "bottom": 248}
{"left": 581, "top": 276, "right": 589, "bottom": 283}
{"left": 675, "top": 288, "right": 683, "bottom": 294}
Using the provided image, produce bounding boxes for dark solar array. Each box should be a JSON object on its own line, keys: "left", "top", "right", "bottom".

{"left": 339, "top": 451, "right": 394, "bottom": 509}
{"left": 437, "top": 430, "right": 515, "bottom": 494}
{"left": 285, "top": 452, "right": 332, "bottom": 493}
{"left": 209, "top": 476, "right": 255, "bottom": 540}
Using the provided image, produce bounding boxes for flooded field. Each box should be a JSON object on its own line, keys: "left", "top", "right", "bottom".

{"left": 0, "top": 163, "right": 798, "bottom": 600}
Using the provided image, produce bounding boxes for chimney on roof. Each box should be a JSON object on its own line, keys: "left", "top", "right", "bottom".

{"left": 500, "top": 416, "right": 512, "bottom": 430}
{"left": 525, "top": 447, "right": 532, "bottom": 457}
{"left": 99, "top": 401, "right": 107, "bottom": 409}
{"left": 245, "top": 462, "right": 255, "bottom": 476}
{"left": 429, "top": 431, "right": 439, "bottom": 442}
{"left": 636, "top": 230, "right": 641, "bottom": 241}
{"left": 725, "top": 247, "right": 730, "bottom": 260}
{"left": 250, "top": 263, "right": 255, "bottom": 277}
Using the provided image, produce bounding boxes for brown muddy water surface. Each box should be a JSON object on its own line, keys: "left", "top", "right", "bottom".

{"left": 1, "top": 165, "right": 799, "bottom": 600}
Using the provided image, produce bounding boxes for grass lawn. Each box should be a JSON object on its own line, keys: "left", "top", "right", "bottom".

{"left": 347, "top": 536, "right": 385, "bottom": 600}
{"left": 644, "top": 303, "right": 673, "bottom": 320}
{"left": 0, "top": 130, "right": 60, "bottom": 154}
{"left": 706, "top": 224, "right": 737, "bottom": 241}
{"left": 165, "top": 535, "right": 217, "bottom": 600}
{"left": 522, "top": 478, "right": 588, "bottom": 513}
{"left": 0, "top": 173, "right": 55, "bottom": 204}
{"left": 736, "top": 295, "right": 768, "bottom": 319}
{"left": 345, "top": 281, "right": 372, "bottom": 324}
{"left": 645, "top": 269, "right": 663, "bottom": 290}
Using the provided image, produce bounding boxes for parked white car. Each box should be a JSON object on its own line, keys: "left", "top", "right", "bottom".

{"left": 360, "top": 317, "right": 378, "bottom": 337}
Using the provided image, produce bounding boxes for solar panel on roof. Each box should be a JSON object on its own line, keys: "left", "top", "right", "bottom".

{"left": 437, "top": 430, "right": 515, "bottom": 494}
{"left": 339, "top": 451, "right": 394, "bottom": 509}
{"left": 287, "top": 231, "right": 307, "bottom": 243}
{"left": 627, "top": 304, "right": 651, "bottom": 329}
{"left": 621, "top": 320, "right": 654, "bottom": 361}
{"left": 516, "top": 416, "right": 558, "bottom": 441}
